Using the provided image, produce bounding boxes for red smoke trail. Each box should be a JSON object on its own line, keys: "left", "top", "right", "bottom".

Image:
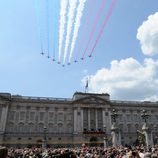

{"left": 89, "top": 0, "right": 116, "bottom": 57}
{"left": 80, "top": 0, "right": 107, "bottom": 60}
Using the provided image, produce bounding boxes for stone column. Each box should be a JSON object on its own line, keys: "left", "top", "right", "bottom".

{"left": 74, "top": 108, "right": 78, "bottom": 133}
{"left": 141, "top": 110, "right": 153, "bottom": 147}
{"left": 111, "top": 109, "right": 118, "bottom": 147}
{"left": 142, "top": 123, "right": 153, "bottom": 147}
{"left": 77, "top": 108, "right": 83, "bottom": 133}
{"left": 95, "top": 109, "right": 98, "bottom": 130}
{"left": 104, "top": 137, "right": 107, "bottom": 148}
{"left": 102, "top": 109, "right": 105, "bottom": 129}
{"left": 103, "top": 126, "right": 107, "bottom": 148}
{"left": 0, "top": 104, "right": 9, "bottom": 144}
{"left": 0, "top": 105, "right": 9, "bottom": 133}
{"left": 111, "top": 123, "right": 117, "bottom": 147}
{"left": 150, "top": 130, "right": 154, "bottom": 146}
{"left": 88, "top": 109, "right": 91, "bottom": 130}
{"left": 142, "top": 123, "right": 149, "bottom": 147}
{"left": 144, "top": 131, "right": 149, "bottom": 147}
{"left": 118, "top": 129, "right": 122, "bottom": 146}
{"left": 80, "top": 109, "right": 84, "bottom": 132}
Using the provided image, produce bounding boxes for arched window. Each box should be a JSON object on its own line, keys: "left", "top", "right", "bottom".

{"left": 118, "top": 124, "right": 123, "bottom": 132}
{"left": 24, "top": 124, "right": 28, "bottom": 133}
{"left": 67, "top": 124, "right": 72, "bottom": 133}
{"left": 28, "top": 123, "right": 34, "bottom": 133}
{"left": 127, "top": 124, "right": 131, "bottom": 133}
{"left": 38, "top": 123, "right": 44, "bottom": 133}
{"left": 48, "top": 123, "right": 53, "bottom": 133}
{"left": 8, "top": 122, "right": 14, "bottom": 132}
{"left": 58, "top": 123, "right": 63, "bottom": 133}
{"left": 19, "top": 122, "right": 25, "bottom": 133}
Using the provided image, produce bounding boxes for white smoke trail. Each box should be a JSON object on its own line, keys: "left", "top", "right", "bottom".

{"left": 58, "top": 0, "right": 68, "bottom": 62}
{"left": 63, "top": 0, "right": 78, "bottom": 64}
{"left": 68, "top": 0, "right": 87, "bottom": 63}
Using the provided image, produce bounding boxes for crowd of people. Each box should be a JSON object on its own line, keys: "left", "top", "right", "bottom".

{"left": 0, "top": 144, "right": 158, "bottom": 158}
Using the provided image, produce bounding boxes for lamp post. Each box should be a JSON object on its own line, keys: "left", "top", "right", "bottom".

{"left": 141, "top": 110, "right": 149, "bottom": 123}
{"left": 154, "top": 125, "right": 158, "bottom": 145}
{"left": 103, "top": 125, "right": 107, "bottom": 148}
{"left": 111, "top": 109, "right": 118, "bottom": 147}
{"left": 43, "top": 126, "right": 47, "bottom": 148}
{"left": 111, "top": 109, "right": 118, "bottom": 124}
{"left": 141, "top": 110, "right": 150, "bottom": 147}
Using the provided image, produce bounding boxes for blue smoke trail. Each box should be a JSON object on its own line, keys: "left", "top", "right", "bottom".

{"left": 35, "top": 0, "right": 44, "bottom": 54}
{"left": 46, "top": 0, "right": 50, "bottom": 58}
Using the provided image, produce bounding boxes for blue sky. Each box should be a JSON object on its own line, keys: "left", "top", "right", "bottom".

{"left": 0, "top": 0, "right": 158, "bottom": 101}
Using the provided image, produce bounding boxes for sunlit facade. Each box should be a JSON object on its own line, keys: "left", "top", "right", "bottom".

{"left": 0, "top": 92, "right": 158, "bottom": 147}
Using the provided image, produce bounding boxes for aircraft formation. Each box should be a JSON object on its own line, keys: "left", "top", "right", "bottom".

{"left": 35, "top": 0, "right": 117, "bottom": 67}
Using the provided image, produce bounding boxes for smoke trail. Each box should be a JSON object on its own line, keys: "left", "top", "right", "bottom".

{"left": 46, "top": 0, "right": 50, "bottom": 58}
{"left": 35, "top": 0, "right": 44, "bottom": 53}
{"left": 58, "top": 0, "right": 68, "bottom": 63}
{"left": 80, "top": 0, "right": 107, "bottom": 60}
{"left": 68, "top": 0, "right": 87, "bottom": 63}
{"left": 89, "top": 0, "right": 116, "bottom": 57}
{"left": 63, "top": 0, "right": 78, "bottom": 64}
{"left": 52, "top": 0, "right": 58, "bottom": 61}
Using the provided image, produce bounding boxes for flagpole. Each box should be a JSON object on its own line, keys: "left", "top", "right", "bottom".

{"left": 85, "top": 78, "right": 88, "bottom": 93}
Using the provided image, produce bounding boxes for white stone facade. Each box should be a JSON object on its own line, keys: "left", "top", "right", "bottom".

{"left": 0, "top": 92, "right": 158, "bottom": 147}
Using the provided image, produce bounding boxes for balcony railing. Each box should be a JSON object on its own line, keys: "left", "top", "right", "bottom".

{"left": 83, "top": 131, "right": 105, "bottom": 135}
{"left": 12, "top": 95, "right": 72, "bottom": 102}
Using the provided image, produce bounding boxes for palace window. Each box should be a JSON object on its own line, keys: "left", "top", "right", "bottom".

{"left": 118, "top": 124, "right": 124, "bottom": 132}
{"left": 20, "top": 111, "right": 25, "bottom": 121}
{"left": 38, "top": 123, "right": 44, "bottom": 133}
{"left": 48, "top": 123, "right": 53, "bottom": 132}
{"left": 67, "top": 114, "right": 72, "bottom": 121}
{"left": 39, "top": 112, "right": 45, "bottom": 121}
{"left": 29, "top": 112, "right": 35, "bottom": 121}
{"left": 15, "top": 112, "right": 19, "bottom": 121}
{"left": 8, "top": 111, "right": 15, "bottom": 121}
{"left": 49, "top": 112, "right": 54, "bottom": 121}
{"left": 18, "top": 122, "right": 25, "bottom": 133}
{"left": 119, "top": 115, "right": 123, "bottom": 122}
{"left": 127, "top": 124, "right": 132, "bottom": 133}
{"left": 58, "top": 113, "right": 63, "bottom": 122}
{"left": 126, "top": 114, "right": 131, "bottom": 122}
{"left": 67, "top": 124, "right": 72, "bottom": 133}
{"left": 77, "top": 112, "right": 81, "bottom": 115}
{"left": 58, "top": 123, "right": 63, "bottom": 133}
{"left": 8, "top": 122, "right": 14, "bottom": 132}
{"left": 28, "top": 123, "right": 34, "bottom": 133}
{"left": 134, "top": 114, "right": 138, "bottom": 122}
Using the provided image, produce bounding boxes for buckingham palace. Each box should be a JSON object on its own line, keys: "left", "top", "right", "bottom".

{"left": 0, "top": 92, "right": 158, "bottom": 147}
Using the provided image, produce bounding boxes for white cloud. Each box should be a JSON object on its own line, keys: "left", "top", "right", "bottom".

{"left": 137, "top": 12, "right": 158, "bottom": 56}
{"left": 82, "top": 58, "right": 158, "bottom": 101}
{"left": 143, "top": 95, "right": 158, "bottom": 102}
